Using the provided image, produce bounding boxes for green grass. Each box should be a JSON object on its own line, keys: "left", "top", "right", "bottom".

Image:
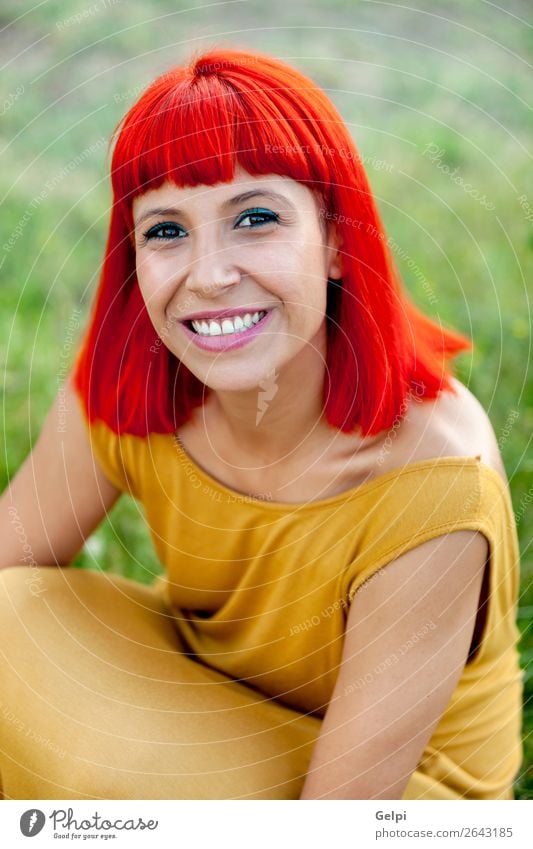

{"left": 1, "top": 0, "right": 531, "bottom": 797}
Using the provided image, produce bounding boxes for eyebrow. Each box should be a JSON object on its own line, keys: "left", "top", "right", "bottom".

{"left": 134, "top": 189, "right": 295, "bottom": 227}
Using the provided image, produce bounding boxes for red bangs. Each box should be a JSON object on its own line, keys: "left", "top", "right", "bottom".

{"left": 110, "top": 51, "right": 341, "bottom": 215}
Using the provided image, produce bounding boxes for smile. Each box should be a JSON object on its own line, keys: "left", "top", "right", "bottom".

{"left": 189, "top": 310, "right": 267, "bottom": 337}
{"left": 180, "top": 309, "right": 274, "bottom": 353}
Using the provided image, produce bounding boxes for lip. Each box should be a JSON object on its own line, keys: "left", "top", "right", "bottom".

{"left": 179, "top": 308, "right": 275, "bottom": 352}
{"left": 179, "top": 305, "right": 271, "bottom": 322}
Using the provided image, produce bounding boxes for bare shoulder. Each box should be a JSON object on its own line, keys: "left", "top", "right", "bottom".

{"left": 391, "top": 377, "right": 508, "bottom": 486}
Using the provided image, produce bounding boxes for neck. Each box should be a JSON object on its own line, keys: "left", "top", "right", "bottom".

{"left": 204, "top": 327, "right": 332, "bottom": 464}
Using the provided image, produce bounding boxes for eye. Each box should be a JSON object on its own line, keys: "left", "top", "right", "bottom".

{"left": 143, "top": 222, "right": 185, "bottom": 242}
{"left": 235, "top": 208, "right": 280, "bottom": 228}
{"left": 140, "top": 208, "right": 280, "bottom": 244}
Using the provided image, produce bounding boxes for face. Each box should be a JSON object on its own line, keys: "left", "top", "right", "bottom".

{"left": 132, "top": 166, "right": 342, "bottom": 392}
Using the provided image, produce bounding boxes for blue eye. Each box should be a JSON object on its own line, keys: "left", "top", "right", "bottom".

{"left": 235, "top": 208, "right": 279, "bottom": 228}
{"left": 143, "top": 222, "right": 185, "bottom": 241}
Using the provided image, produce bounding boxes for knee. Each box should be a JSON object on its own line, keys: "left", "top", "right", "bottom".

{"left": 0, "top": 566, "right": 84, "bottom": 635}
{"left": 0, "top": 564, "right": 52, "bottom": 610}
{"left": 0, "top": 566, "right": 91, "bottom": 686}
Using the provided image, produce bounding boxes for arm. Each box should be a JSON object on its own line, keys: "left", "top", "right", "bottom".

{"left": 299, "top": 530, "right": 488, "bottom": 799}
{"left": 0, "top": 374, "right": 121, "bottom": 569}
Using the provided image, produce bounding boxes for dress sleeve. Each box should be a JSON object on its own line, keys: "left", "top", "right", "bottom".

{"left": 340, "top": 457, "right": 520, "bottom": 613}
{"left": 74, "top": 385, "right": 139, "bottom": 498}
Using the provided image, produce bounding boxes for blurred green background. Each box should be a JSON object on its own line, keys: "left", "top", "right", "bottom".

{"left": 1, "top": 0, "right": 531, "bottom": 796}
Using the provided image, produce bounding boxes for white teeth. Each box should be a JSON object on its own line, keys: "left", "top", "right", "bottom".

{"left": 221, "top": 319, "right": 234, "bottom": 334}
{"left": 191, "top": 311, "right": 266, "bottom": 337}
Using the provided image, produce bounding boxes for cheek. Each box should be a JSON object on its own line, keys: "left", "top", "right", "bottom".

{"left": 135, "top": 255, "right": 171, "bottom": 312}
{"left": 261, "top": 253, "right": 325, "bottom": 328}
{"left": 283, "top": 248, "right": 328, "bottom": 319}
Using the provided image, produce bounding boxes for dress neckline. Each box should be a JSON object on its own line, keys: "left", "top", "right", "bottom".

{"left": 171, "top": 432, "right": 497, "bottom": 512}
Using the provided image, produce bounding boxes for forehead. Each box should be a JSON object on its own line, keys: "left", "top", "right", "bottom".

{"left": 131, "top": 166, "right": 319, "bottom": 222}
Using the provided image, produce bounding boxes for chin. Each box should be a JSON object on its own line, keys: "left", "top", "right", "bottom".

{"left": 186, "top": 358, "right": 285, "bottom": 394}
{"left": 199, "top": 372, "right": 278, "bottom": 394}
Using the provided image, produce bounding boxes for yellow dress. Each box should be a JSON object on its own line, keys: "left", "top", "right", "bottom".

{"left": 0, "top": 400, "right": 523, "bottom": 800}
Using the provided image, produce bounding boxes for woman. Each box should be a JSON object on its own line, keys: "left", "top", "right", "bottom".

{"left": 0, "top": 46, "right": 523, "bottom": 800}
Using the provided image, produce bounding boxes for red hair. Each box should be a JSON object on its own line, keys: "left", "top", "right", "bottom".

{"left": 73, "top": 46, "right": 471, "bottom": 437}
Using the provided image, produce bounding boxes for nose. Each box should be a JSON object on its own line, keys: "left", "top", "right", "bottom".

{"left": 184, "top": 241, "right": 241, "bottom": 299}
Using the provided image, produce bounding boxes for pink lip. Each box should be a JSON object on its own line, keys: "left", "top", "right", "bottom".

{"left": 180, "top": 305, "right": 271, "bottom": 322}
{"left": 180, "top": 309, "right": 274, "bottom": 352}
